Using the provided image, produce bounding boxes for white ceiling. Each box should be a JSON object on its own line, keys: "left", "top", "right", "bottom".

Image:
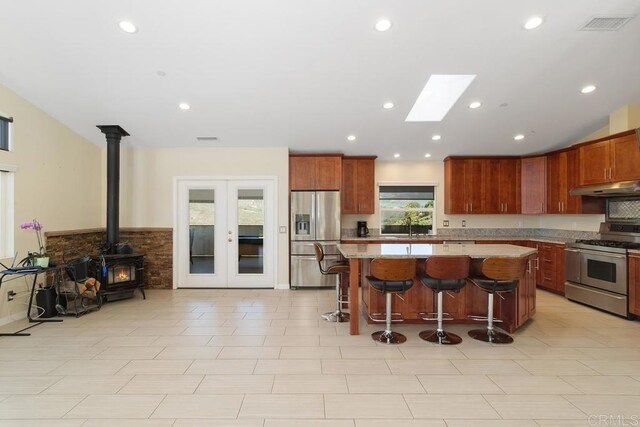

{"left": 0, "top": 0, "right": 639, "bottom": 160}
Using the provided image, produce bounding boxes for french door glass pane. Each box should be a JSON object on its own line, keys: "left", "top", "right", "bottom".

{"left": 237, "top": 189, "right": 264, "bottom": 274}
{"left": 189, "top": 189, "right": 215, "bottom": 274}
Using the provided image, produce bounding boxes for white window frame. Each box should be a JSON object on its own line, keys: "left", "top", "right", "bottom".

{"left": 0, "top": 114, "right": 12, "bottom": 152}
{"left": 378, "top": 182, "right": 437, "bottom": 235}
{"left": 0, "top": 164, "right": 17, "bottom": 259}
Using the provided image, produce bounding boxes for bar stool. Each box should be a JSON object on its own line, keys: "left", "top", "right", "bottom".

{"left": 314, "top": 243, "right": 350, "bottom": 323}
{"left": 418, "top": 256, "right": 471, "bottom": 345}
{"left": 467, "top": 257, "right": 528, "bottom": 344}
{"left": 367, "top": 258, "right": 416, "bottom": 344}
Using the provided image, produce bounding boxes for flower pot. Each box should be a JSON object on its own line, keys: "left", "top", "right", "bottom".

{"left": 35, "top": 257, "right": 50, "bottom": 268}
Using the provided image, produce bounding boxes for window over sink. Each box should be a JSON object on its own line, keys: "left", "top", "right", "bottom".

{"left": 379, "top": 185, "right": 435, "bottom": 235}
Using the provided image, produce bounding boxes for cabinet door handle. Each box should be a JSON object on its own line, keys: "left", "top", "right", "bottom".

{"left": 609, "top": 168, "right": 613, "bottom": 180}
{"left": 527, "top": 260, "right": 531, "bottom": 274}
{"left": 558, "top": 202, "right": 561, "bottom": 212}
{"left": 604, "top": 169, "right": 607, "bottom": 180}
{"left": 535, "top": 257, "right": 540, "bottom": 270}
{"left": 505, "top": 203, "right": 507, "bottom": 212}
{"left": 470, "top": 203, "right": 473, "bottom": 213}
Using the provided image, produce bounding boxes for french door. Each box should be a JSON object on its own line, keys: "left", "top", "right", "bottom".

{"left": 175, "top": 178, "right": 275, "bottom": 288}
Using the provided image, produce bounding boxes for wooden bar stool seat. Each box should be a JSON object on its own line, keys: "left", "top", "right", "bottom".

{"left": 367, "top": 258, "right": 416, "bottom": 344}
{"left": 314, "top": 243, "right": 350, "bottom": 323}
{"left": 468, "top": 257, "right": 528, "bottom": 344}
{"left": 418, "top": 256, "right": 471, "bottom": 345}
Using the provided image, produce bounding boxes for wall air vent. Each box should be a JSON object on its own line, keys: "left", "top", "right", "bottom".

{"left": 580, "top": 16, "right": 634, "bottom": 31}
{"left": 196, "top": 136, "right": 219, "bottom": 142}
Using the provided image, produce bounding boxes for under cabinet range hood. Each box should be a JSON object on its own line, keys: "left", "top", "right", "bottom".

{"left": 570, "top": 181, "right": 640, "bottom": 197}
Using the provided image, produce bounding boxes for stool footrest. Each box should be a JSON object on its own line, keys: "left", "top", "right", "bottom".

{"left": 466, "top": 315, "right": 503, "bottom": 323}
{"left": 369, "top": 312, "right": 404, "bottom": 323}
{"left": 418, "top": 311, "right": 454, "bottom": 322}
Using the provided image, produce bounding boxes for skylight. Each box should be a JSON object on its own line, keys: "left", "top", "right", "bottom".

{"left": 405, "top": 74, "right": 477, "bottom": 122}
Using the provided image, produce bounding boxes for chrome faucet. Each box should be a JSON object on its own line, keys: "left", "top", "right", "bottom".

{"left": 406, "top": 217, "right": 413, "bottom": 238}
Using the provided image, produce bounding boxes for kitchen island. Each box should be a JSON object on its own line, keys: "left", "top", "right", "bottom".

{"left": 337, "top": 243, "right": 538, "bottom": 335}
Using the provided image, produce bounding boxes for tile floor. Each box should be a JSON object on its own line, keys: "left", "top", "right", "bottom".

{"left": 0, "top": 288, "right": 639, "bottom": 426}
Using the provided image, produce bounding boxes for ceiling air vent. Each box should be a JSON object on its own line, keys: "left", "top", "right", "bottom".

{"left": 196, "top": 136, "right": 219, "bottom": 142}
{"left": 580, "top": 16, "right": 634, "bottom": 31}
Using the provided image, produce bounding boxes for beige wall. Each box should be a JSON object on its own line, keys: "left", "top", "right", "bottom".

{"left": 342, "top": 160, "right": 602, "bottom": 234}
{"left": 0, "top": 84, "right": 102, "bottom": 324}
{"left": 609, "top": 105, "right": 640, "bottom": 134}
{"left": 116, "top": 146, "right": 290, "bottom": 287}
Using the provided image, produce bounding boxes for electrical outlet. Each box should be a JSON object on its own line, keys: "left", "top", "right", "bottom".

{"left": 279, "top": 226, "right": 287, "bottom": 233}
{"left": 462, "top": 220, "right": 466, "bottom": 228}
{"left": 443, "top": 220, "right": 449, "bottom": 227}
{"left": 7, "top": 290, "right": 16, "bottom": 301}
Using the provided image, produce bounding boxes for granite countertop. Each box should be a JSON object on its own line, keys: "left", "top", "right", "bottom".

{"left": 341, "top": 235, "right": 571, "bottom": 245}
{"left": 337, "top": 243, "right": 537, "bottom": 259}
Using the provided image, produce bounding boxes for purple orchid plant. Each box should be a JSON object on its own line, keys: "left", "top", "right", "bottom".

{"left": 20, "top": 219, "right": 45, "bottom": 255}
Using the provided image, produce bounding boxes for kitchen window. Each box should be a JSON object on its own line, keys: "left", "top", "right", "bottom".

{"left": 0, "top": 115, "right": 12, "bottom": 152}
{"left": 379, "top": 185, "right": 435, "bottom": 235}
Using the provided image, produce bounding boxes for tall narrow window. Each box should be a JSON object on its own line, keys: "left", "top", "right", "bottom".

{"left": 0, "top": 167, "right": 16, "bottom": 259}
{"left": 0, "top": 115, "right": 12, "bottom": 152}
{"left": 379, "top": 185, "right": 435, "bottom": 235}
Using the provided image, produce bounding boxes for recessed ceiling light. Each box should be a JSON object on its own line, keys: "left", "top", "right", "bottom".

{"left": 405, "top": 74, "right": 477, "bottom": 122}
{"left": 524, "top": 16, "right": 544, "bottom": 30}
{"left": 179, "top": 103, "right": 191, "bottom": 110}
{"left": 469, "top": 101, "right": 482, "bottom": 109}
{"left": 424, "top": 153, "right": 432, "bottom": 158}
{"left": 347, "top": 135, "right": 356, "bottom": 141}
{"left": 393, "top": 153, "right": 400, "bottom": 158}
{"left": 514, "top": 134, "right": 525, "bottom": 141}
{"left": 581, "top": 85, "right": 596, "bottom": 94}
{"left": 375, "top": 19, "right": 392, "bottom": 32}
{"left": 118, "top": 20, "right": 138, "bottom": 34}
{"left": 156, "top": 70, "right": 167, "bottom": 77}
{"left": 432, "top": 135, "right": 441, "bottom": 141}
{"left": 383, "top": 102, "right": 395, "bottom": 110}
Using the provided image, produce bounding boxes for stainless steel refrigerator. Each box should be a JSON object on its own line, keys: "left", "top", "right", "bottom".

{"left": 290, "top": 191, "right": 341, "bottom": 288}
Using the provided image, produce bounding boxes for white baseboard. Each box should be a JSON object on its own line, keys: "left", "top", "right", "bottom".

{"left": 0, "top": 309, "right": 27, "bottom": 327}
{"left": 275, "top": 283, "right": 290, "bottom": 290}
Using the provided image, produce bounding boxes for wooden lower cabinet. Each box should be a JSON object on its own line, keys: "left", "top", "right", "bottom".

{"left": 360, "top": 254, "right": 536, "bottom": 333}
{"left": 630, "top": 254, "right": 640, "bottom": 317}
{"left": 531, "top": 242, "right": 565, "bottom": 295}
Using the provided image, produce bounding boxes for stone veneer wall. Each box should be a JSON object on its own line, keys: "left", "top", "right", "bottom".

{"left": 45, "top": 228, "right": 173, "bottom": 289}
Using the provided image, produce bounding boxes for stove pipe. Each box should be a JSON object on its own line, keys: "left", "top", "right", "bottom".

{"left": 97, "top": 125, "right": 130, "bottom": 254}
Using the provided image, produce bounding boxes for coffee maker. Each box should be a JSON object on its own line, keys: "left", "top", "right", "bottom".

{"left": 357, "top": 221, "right": 369, "bottom": 237}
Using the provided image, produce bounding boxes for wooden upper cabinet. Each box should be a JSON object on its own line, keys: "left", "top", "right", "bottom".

{"left": 341, "top": 156, "right": 376, "bottom": 214}
{"left": 498, "top": 158, "right": 521, "bottom": 214}
{"left": 546, "top": 152, "right": 561, "bottom": 214}
{"left": 446, "top": 157, "right": 519, "bottom": 215}
{"left": 611, "top": 133, "right": 640, "bottom": 182}
{"left": 444, "top": 158, "right": 485, "bottom": 214}
{"left": 289, "top": 155, "right": 342, "bottom": 190}
{"left": 521, "top": 156, "right": 547, "bottom": 214}
{"left": 579, "top": 140, "right": 611, "bottom": 185}
{"left": 548, "top": 148, "right": 604, "bottom": 215}
{"left": 315, "top": 156, "right": 342, "bottom": 190}
{"left": 484, "top": 158, "right": 520, "bottom": 214}
{"left": 578, "top": 131, "right": 640, "bottom": 186}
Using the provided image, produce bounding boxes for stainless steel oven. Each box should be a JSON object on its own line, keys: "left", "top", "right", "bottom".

{"left": 564, "top": 198, "right": 640, "bottom": 318}
{"left": 579, "top": 249, "right": 627, "bottom": 294}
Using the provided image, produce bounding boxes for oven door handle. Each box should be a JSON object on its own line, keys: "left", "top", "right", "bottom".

{"left": 578, "top": 249, "right": 627, "bottom": 259}
{"left": 565, "top": 248, "right": 581, "bottom": 253}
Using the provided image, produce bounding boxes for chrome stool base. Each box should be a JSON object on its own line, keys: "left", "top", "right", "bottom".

{"left": 372, "top": 330, "right": 407, "bottom": 344}
{"left": 419, "top": 329, "right": 462, "bottom": 345}
{"left": 321, "top": 310, "right": 350, "bottom": 323}
{"left": 468, "top": 328, "right": 513, "bottom": 344}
